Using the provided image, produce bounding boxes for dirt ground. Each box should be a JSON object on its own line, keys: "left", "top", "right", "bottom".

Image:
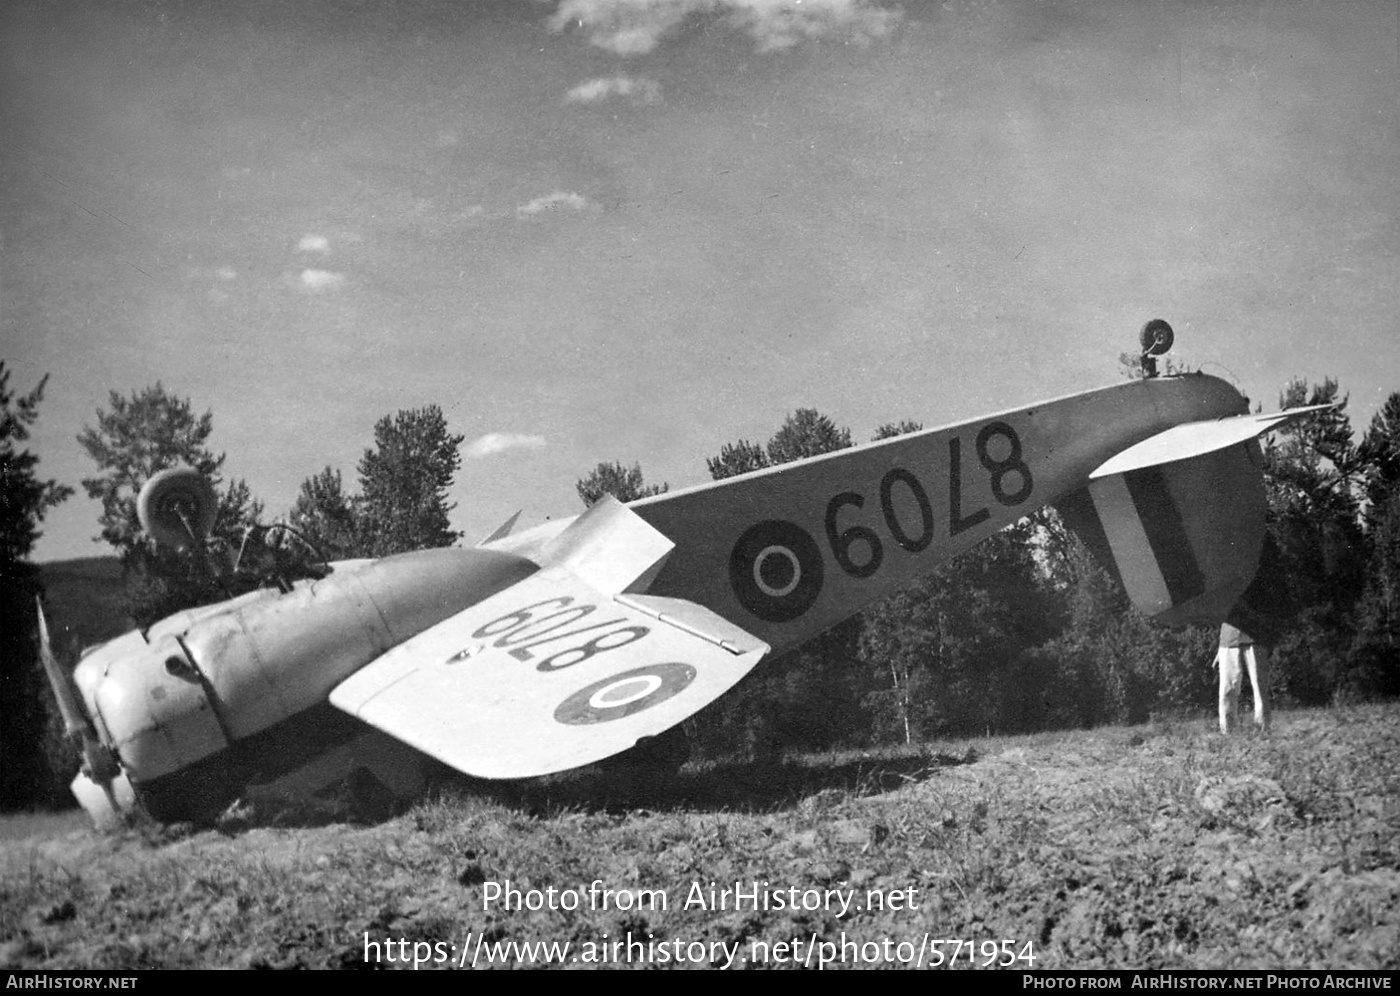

{"left": 3, "top": 703, "right": 1397, "bottom": 970}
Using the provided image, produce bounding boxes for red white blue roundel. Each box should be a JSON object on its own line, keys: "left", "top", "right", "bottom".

{"left": 554, "top": 663, "right": 697, "bottom": 725}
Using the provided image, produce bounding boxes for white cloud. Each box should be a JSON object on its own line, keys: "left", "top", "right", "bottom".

{"left": 464, "top": 433, "right": 548, "bottom": 459}
{"left": 564, "top": 75, "right": 662, "bottom": 105}
{"left": 214, "top": 266, "right": 237, "bottom": 281}
{"left": 298, "top": 234, "right": 331, "bottom": 253}
{"left": 549, "top": 0, "right": 900, "bottom": 56}
{"left": 298, "top": 269, "right": 347, "bottom": 292}
{"left": 731, "top": 0, "right": 900, "bottom": 52}
{"left": 551, "top": 0, "right": 690, "bottom": 55}
{"left": 516, "top": 191, "right": 593, "bottom": 217}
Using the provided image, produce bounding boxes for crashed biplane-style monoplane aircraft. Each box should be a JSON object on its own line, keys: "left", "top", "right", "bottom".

{"left": 44, "top": 323, "right": 1328, "bottom": 826}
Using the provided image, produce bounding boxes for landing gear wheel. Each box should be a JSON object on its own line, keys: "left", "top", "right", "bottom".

{"left": 137, "top": 467, "right": 218, "bottom": 550}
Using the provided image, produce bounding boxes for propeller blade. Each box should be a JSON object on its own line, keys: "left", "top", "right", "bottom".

{"left": 37, "top": 600, "right": 128, "bottom": 819}
{"left": 36, "top": 599, "right": 89, "bottom": 740}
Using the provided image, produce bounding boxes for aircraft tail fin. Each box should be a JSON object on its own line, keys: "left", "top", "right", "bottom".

{"left": 539, "top": 495, "right": 674, "bottom": 594}
{"left": 1054, "top": 407, "right": 1328, "bottom": 625}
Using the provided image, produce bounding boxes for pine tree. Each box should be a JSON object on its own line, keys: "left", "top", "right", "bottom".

{"left": 2, "top": 366, "right": 73, "bottom": 565}
{"left": 1, "top": 363, "right": 74, "bottom": 809}
{"left": 356, "top": 405, "right": 464, "bottom": 556}
{"left": 1358, "top": 392, "right": 1400, "bottom": 532}
{"left": 1259, "top": 378, "right": 1365, "bottom": 704}
{"left": 290, "top": 466, "right": 362, "bottom": 560}
{"left": 1349, "top": 391, "right": 1400, "bottom": 698}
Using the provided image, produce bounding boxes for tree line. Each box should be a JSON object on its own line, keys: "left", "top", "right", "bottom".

{"left": 3, "top": 367, "right": 1398, "bottom": 809}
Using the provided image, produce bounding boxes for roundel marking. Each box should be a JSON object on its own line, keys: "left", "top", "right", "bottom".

{"left": 589, "top": 674, "right": 663, "bottom": 709}
{"left": 753, "top": 545, "right": 801, "bottom": 597}
{"left": 554, "top": 663, "right": 696, "bottom": 726}
{"left": 729, "top": 519, "right": 824, "bottom": 623}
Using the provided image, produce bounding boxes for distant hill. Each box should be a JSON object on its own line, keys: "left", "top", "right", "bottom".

{"left": 37, "top": 556, "right": 132, "bottom": 653}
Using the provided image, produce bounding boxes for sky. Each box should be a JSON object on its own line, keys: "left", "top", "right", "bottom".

{"left": 4, "top": 0, "right": 1397, "bottom": 564}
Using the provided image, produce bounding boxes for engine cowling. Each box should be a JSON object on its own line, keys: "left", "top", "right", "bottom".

{"left": 73, "top": 546, "right": 538, "bottom": 820}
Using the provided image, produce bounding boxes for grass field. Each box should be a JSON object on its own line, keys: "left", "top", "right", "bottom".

{"left": 3, "top": 703, "right": 1397, "bottom": 970}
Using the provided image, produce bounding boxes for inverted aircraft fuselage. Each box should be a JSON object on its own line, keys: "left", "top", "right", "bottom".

{"left": 55, "top": 371, "right": 1315, "bottom": 826}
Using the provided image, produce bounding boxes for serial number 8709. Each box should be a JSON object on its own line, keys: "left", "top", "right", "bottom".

{"left": 824, "top": 421, "right": 1033, "bottom": 579}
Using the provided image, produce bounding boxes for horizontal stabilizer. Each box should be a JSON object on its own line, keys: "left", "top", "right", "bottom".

{"left": 1090, "top": 404, "right": 1337, "bottom": 479}
{"left": 330, "top": 567, "right": 767, "bottom": 779}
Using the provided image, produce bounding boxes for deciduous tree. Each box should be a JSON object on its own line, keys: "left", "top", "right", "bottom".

{"left": 575, "top": 461, "right": 667, "bottom": 507}
{"left": 766, "top": 408, "right": 852, "bottom": 464}
{"left": 77, "top": 384, "right": 261, "bottom": 563}
{"left": 706, "top": 440, "right": 769, "bottom": 481}
{"left": 77, "top": 384, "right": 265, "bottom": 624}
{"left": 860, "top": 522, "right": 1061, "bottom": 739}
{"left": 872, "top": 420, "right": 923, "bottom": 441}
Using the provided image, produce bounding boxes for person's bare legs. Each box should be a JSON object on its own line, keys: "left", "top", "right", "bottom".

{"left": 1244, "top": 645, "right": 1269, "bottom": 732}
{"left": 1217, "top": 647, "right": 1242, "bottom": 734}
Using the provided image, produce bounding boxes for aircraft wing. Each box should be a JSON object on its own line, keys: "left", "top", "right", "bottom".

{"left": 329, "top": 565, "right": 768, "bottom": 779}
